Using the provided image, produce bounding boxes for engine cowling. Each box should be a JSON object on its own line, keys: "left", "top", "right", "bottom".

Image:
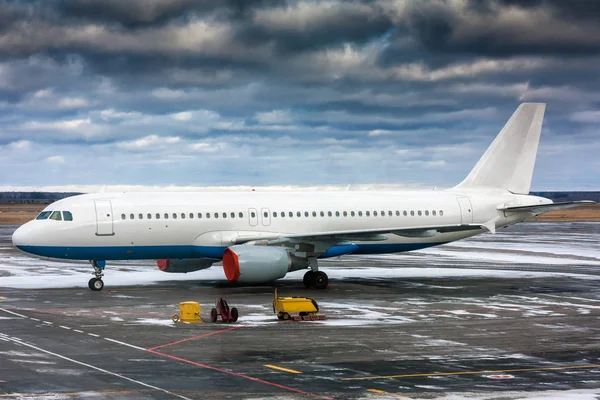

{"left": 157, "top": 258, "right": 214, "bottom": 273}
{"left": 222, "top": 245, "right": 291, "bottom": 283}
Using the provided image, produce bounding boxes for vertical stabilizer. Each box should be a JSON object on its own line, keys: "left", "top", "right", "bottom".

{"left": 454, "top": 103, "right": 546, "bottom": 194}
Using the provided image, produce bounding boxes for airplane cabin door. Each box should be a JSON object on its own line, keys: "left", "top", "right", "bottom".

{"left": 261, "top": 208, "right": 271, "bottom": 226}
{"left": 94, "top": 200, "right": 114, "bottom": 236}
{"left": 248, "top": 208, "right": 258, "bottom": 226}
{"left": 456, "top": 197, "right": 473, "bottom": 225}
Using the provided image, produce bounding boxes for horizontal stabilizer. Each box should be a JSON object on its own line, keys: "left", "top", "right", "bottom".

{"left": 499, "top": 200, "right": 595, "bottom": 215}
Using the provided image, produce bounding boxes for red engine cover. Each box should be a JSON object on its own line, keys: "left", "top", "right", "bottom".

{"left": 222, "top": 248, "right": 240, "bottom": 282}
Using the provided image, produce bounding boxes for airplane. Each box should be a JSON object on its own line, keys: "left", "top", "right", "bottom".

{"left": 11, "top": 103, "right": 594, "bottom": 291}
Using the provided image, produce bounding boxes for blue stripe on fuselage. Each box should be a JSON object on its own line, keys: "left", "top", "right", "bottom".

{"left": 16, "top": 242, "right": 446, "bottom": 261}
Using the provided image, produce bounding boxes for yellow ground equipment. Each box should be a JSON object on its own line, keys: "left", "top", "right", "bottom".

{"left": 172, "top": 301, "right": 202, "bottom": 323}
{"left": 273, "top": 288, "right": 325, "bottom": 321}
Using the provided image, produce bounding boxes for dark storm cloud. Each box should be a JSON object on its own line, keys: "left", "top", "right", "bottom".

{"left": 404, "top": 0, "right": 600, "bottom": 56}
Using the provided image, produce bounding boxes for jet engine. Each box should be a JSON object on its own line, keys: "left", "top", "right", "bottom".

{"left": 223, "top": 245, "right": 305, "bottom": 284}
{"left": 157, "top": 258, "right": 214, "bottom": 273}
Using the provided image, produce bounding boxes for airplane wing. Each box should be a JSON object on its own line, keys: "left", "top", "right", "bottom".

{"left": 233, "top": 223, "right": 487, "bottom": 245}
{"left": 499, "top": 200, "right": 595, "bottom": 215}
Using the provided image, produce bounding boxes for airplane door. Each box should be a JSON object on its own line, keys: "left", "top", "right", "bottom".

{"left": 457, "top": 197, "right": 473, "bottom": 225}
{"left": 261, "top": 208, "right": 271, "bottom": 226}
{"left": 94, "top": 200, "right": 114, "bottom": 236}
{"left": 248, "top": 208, "right": 258, "bottom": 227}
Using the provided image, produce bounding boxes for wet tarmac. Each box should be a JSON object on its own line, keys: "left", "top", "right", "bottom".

{"left": 0, "top": 223, "right": 599, "bottom": 399}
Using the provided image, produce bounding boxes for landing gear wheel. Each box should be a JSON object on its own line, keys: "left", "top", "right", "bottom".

{"left": 312, "top": 271, "right": 328, "bottom": 290}
{"left": 88, "top": 278, "right": 104, "bottom": 291}
{"left": 231, "top": 307, "right": 239, "bottom": 322}
{"left": 210, "top": 308, "right": 218, "bottom": 322}
{"left": 303, "top": 270, "right": 314, "bottom": 288}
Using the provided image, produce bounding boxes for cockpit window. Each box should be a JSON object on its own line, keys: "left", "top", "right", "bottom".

{"left": 63, "top": 211, "right": 73, "bottom": 221}
{"left": 49, "top": 211, "right": 62, "bottom": 221}
{"left": 36, "top": 211, "right": 52, "bottom": 220}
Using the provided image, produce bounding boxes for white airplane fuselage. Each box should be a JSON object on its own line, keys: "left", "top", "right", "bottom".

{"left": 12, "top": 189, "right": 549, "bottom": 261}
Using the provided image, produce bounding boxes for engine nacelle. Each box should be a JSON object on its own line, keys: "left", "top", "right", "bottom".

{"left": 157, "top": 258, "right": 214, "bottom": 273}
{"left": 222, "top": 245, "right": 291, "bottom": 283}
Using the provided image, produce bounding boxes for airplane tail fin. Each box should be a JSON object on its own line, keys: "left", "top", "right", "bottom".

{"left": 454, "top": 103, "right": 546, "bottom": 194}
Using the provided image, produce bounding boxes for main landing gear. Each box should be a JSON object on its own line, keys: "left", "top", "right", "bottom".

{"left": 88, "top": 260, "right": 105, "bottom": 291}
{"left": 303, "top": 258, "right": 328, "bottom": 289}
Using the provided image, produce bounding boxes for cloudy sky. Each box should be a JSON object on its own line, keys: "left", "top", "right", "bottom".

{"left": 0, "top": 0, "right": 599, "bottom": 191}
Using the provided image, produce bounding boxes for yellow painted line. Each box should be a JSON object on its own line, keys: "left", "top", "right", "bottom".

{"left": 264, "top": 364, "right": 302, "bottom": 374}
{"left": 342, "top": 364, "right": 600, "bottom": 381}
{"left": 367, "top": 388, "right": 410, "bottom": 398}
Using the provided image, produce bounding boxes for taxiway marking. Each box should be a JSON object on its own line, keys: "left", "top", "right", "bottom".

{"left": 367, "top": 388, "right": 410, "bottom": 398}
{"left": 105, "top": 337, "right": 147, "bottom": 351}
{"left": 148, "top": 325, "right": 247, "bottom": 351}
{"left": 0, "top": 390, "right": 153, "bottom": 398}
{"left": 59, "top": 325, "right": 71, "bottom": 330}
{"left": 264, "top": 364, "right": 302, "bottom": 374}
{"left": 147, "top": 349, "right": 329, "bottom": 399}
{"left": 342, "top": 364, "right": 600, "bottom": 381}
{"left": 0, "top": 308, "right": 28, "bottom": 318}
{"left": 0, "top": 332, "right": 192, "bottom": 400}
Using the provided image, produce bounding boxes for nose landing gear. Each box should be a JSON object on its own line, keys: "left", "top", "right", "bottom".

{"left": 88, "top": 260, "right": 105, "bottom": 291}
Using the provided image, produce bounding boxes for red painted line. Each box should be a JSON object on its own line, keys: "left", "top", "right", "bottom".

{"left": 148, "top": 325, "right": 248, "bottom": 351}
{"left": 147, "top": 349, "right": 329, "bottom": 399}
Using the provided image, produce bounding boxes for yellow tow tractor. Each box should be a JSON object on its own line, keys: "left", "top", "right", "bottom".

{"left": 273, "top": 288, "right": 326, "bottom": 321}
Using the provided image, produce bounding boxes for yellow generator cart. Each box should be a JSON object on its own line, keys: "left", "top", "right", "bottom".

{"left": 273, "top": 288, "right": 326, "bottom": 321}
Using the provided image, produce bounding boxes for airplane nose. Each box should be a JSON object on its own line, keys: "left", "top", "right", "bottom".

{"left": 12, "top": 223, "right": 31, "bottom": 248}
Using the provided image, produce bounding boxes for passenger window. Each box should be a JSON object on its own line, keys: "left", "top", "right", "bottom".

{"left": 304, "top": 211, "right": 309, "bottom": 217}
{"left": 366, "top": 211, "right": 370, "bottom": 217}
{"left": 250, "top": 212, "right": 255, "bottom": 218}
{"left": 239, "top": 212, "right": 243, "bottom": 218}
{"left": 130, "top": 214, "right": 134, "bottom": 219}
{"left": 164, "top": 213, "right": 169, "bottom": 219}
{"left": 190, "top": 213, "right": 194, "bottom": 219}
{"left": 156, "top": 213, "right": 160, "bottom": 219}
{"left": 50, "top": 211, "right": 62, "bottom": 221}
{"left": 432, "top": 210, "right": 436, "bottom": 216}
{"left": 312, "top": 211, "right": 317, "bottom": 217}
{"left": 388, "top": 211, "right": 392, "bottom": 216}
{"left": 374, "top": 211, "right": 378, "bottom": 216}
{"left": 358, "top": 211, "right": 363, "bottom": 216}
{"left": 425, "top": 210, "right": 429, "bottom": 216}
{"left": 281, "top": 212, "right": 285, "bottom": 218}
{"left": 231, "top": 212, "right": 235, "bottom": 218}
{"left": 198, "top": 213, "right": 202, "bottom": 219}
{"left": 343, "top": 211, "right": 347, "bottom": 217}
{"left": 63, "top": 211, "right": 73, "bottom": 221}
{"left": 351, "top": 211, "right": 355, "bottom": 217}
{"left": 173, "top": 213, "right": 177, "bottom": 219}
{"left": 410, "top": 211, "right": 414, "bottom": 216}
{"left": 335, "top": 211, "right": 340, "bottom": 217}
{"left": 36, "top": 211, "right": 52, "bottom": 220}
{"left": 327, "top": 211, "right": 332, "bottom": 217}
{"left": 418, "top": 211, "right": 422, "bottom": 216}
{"left": 264, "top": 211, "right": 268, "bottom": 218}
{"left": 214, "top": 213, "right": 219, "bottom": 219}
{"left": 381, "top": 210, "right": 385, "bottom": 216}
{"left": 440, "top": 210, "right": 444, "bottom": 216}
{"left": 181, "top": 213, "right": 185, "bottom": 219}
{"left": 206, "top": 213, "right": 210, "bottom": 219}
{"left": 403, "top": 211, "right": 407, "bottom": 216}
{"left": 289, "top": 212, "right": 293, "bottom": 217}
{"left": 320, "top": 211, "right": 324, "bottom": 217}
{"left": 297, "top": 211, "right": 301, "bottom": 217}
{"left": 139, "top": 213, "right": 143, "bottom": 219}
{"left": 121, "top": 214, "right": 126, "bottom": 220}
{"left": 273, "top": 211, "right": 277, "bottom": 217}
{"left": 147, "top": 213, "right": 152, "bottom": 219}
{"left": 223, "top": 212, "right": 226, "bottom": 218}
{"left": 396, "top": 210, "right": 400, "bottom": 216}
